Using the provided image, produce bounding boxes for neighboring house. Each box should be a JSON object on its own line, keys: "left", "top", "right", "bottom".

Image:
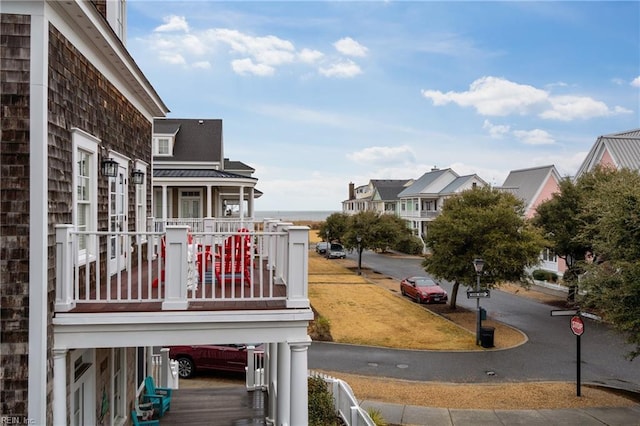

{"left": 0, "top": 2, "right": 312, "bottom": 426}
{"left": 342, "top": 179, "right": 412, "bottom": 215}
{"left": 498, "top": 165, "right": 565, "bottom": 275}
{"left": 152, "top": 118, "right": 262, "bottom": 229}
{"left": 574, "top": 128, "right": 640, "bottom": 179}
{"left": 397, "top": 168, "right": 488, "bottom": 242}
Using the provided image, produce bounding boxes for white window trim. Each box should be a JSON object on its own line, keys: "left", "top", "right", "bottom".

{"left": 71, "top": 348, "right": 96, "bottom": 426}
{"left": 72, "top": 128, "right": 99, "bottom": 266}
{"left": 134, "top": 160, "right": 148, "bottom": 242}
{"left": 153, "top": 136, "right": 174, "bottom": 156}
{"left": 111, "top": 348, "right": 126, "bottom": 425}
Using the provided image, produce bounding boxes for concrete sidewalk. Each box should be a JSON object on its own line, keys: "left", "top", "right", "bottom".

{"left": 360, "top": 400, "right": 640, "bottom": 426}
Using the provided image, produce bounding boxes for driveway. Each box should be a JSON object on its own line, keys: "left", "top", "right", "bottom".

{"left": 308, "top": 250, "right": 640, "bottom": 393}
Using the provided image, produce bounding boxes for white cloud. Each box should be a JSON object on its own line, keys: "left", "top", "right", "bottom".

{"left": 347, "top": 145, "right": 416, "bottom": 165}
{"left": 154, "top": 15, "right": 189, "bottom": 33}
{"left": 631, "top": 76, "right": 640, "bottom": 88}
{"left": 422, "top": 76, "right": 630, "bottom": 121}
{"left": 158, "top": 53, "right": 186, "bottom": 65}
{"left": 319, "top": 60, "right": 362, "bottom": 78}
{"left": 192, "top": 61, "right": 211, "bottom": 69}
{"left": 334, "top": 37, "right": 368, "bottom": 57}
{"left": 512, "top": 129, "right": 555, "bottom": 145}
{"left": 299, "top": 48, "right": 324, "bottom": 64}
{"left": 231, "top": 58, "right": 275, "bottom": 76}
{"left": 422, "top": 76, "right": 548, "bottom": 116}
{"left": 482, "top": 120, "right": 510, "bottom": 139}
{"left": 541, "top": 95, "right": 629, "bottom": 121}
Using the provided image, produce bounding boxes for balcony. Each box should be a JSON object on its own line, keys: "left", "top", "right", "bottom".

{"left": 54, "top": 219, "right": 310, "bottom": 314}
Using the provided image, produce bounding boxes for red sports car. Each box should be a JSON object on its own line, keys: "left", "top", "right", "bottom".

{"left": 169, "top": 344, "right": 264, "bottom": 379}
{"left": 400, "top": 276, "right": 448, "bottom": 304}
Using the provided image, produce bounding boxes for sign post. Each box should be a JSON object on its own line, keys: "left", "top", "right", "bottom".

{"left": 570, "top": 315, "right": 584, "bottom": 396}
{"left": 551, "top": 309, "right": 598, "bottom": 397}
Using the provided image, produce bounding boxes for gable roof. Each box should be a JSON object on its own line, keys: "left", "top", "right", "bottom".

{"left": 440, "top": 174, "right": 488, "bottom": 195}
{"left": 397, "top": 168, "right": 458, "bottom": 198}
{"left": 153, "top": 118, "right": 223, "bottom": 163}
{"left": 370, "top": 179, "right": 412, "bottom": 200}
{"left": 498, "top": 165, "right": 561, "bottom": 214}
{"left": 575, "top": 129, "right": 640, "bottom": 178}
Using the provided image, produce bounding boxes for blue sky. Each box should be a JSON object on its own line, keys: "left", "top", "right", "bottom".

{"left": 127, "top": 1, "right": 640, "bottom": 211}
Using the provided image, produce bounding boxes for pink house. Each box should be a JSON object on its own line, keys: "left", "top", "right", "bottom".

{"left": 575, "top": 128, "right": 640, "bottom": 179}
{"left": 499, "top": 165, "right": 566, "bottom": 275}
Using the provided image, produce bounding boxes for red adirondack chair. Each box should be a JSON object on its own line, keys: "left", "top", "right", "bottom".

{"left": 214, "top": 228, "right": 252, "bottom": 286}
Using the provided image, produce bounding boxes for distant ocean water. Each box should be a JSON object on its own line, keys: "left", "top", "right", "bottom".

{"left": 254, "top": 211, "right": 338, "bottom": 222}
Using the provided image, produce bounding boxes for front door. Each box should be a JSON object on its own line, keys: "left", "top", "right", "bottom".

{"left": 109, "top": 155, "right": 128, "bottom": 274}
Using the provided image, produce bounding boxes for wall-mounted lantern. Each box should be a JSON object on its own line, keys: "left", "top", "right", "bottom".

{"left": 101, "top": 157, "right": 118, "bottom": 177}
{"left": 131, "top": 169, "right": 145, "bottom": 185}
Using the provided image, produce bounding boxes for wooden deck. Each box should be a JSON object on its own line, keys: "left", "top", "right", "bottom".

{"left": 158, "top": 386, "right": 267, "bottom": 425}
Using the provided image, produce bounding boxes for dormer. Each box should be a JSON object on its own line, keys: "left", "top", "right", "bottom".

{"left": 153, "top": 134, "right": 176, "bottom": 157}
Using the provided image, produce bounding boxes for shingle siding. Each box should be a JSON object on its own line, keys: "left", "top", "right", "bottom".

{"left": 0, "top": 12, "right": 32, "bottom": 421}
{"left": 1, "top": 14, "right": 155, "bottom": 421}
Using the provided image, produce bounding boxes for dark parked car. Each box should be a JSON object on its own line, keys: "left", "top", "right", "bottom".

{"left": 169, "top": 344, "right": 264, "bottom": 378}
{"left": 315, "top": 241, "right": 328, "bottom": 254}
{"left": 400, "top": 276, "right": 448, "bottom": 304}
{"left": 327, "top": 243, "right": 346, "bottom": 259}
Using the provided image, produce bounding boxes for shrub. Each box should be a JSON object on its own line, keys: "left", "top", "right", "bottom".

{"left": 308, "top": 376, "right": 340, "bottom": 426}
{"left": 309, "top": 315, "right": 332, "bottom": 341}
{"left": 532, "top": 269, "right": 558, "bottom": 283}
{"left": 394, "top": 235, "right": 424, "bottom": 255}
{"left": 367, "top": 408, "right": 388, "bottom": 426}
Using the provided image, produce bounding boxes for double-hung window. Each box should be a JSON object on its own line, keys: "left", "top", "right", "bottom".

{"left": 72, "top": 129, "right": 98, "bottom": 264}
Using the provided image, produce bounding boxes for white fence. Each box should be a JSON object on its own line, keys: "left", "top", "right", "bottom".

{"left": 310, "top": 371, "right": 376, "bottom": 426}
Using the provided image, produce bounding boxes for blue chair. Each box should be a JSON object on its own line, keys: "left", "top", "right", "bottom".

{"left": 131, "top": 410, "right": 159, "bottom": 426}
{"left": 143, "top": 376, "right": 172, "bottom": 416}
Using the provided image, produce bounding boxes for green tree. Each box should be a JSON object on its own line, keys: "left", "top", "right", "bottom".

{"left": 318, "top": 212, "right": 349, "bottom": 243}
{"left": 423, "top": 186, "right": 545, "bottom": 309}
{"left": 573, "top": 167, "right": 640, "bottom": 359}
{"left": 532, "top": 177, "right": 592, "bottom": 294}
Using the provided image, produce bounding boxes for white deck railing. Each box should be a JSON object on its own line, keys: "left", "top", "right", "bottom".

{"left": 309, "top": 371, "right": 376, "bottom": 426}
{"left": 55, "top": 219, "right": 309, "bottom": 312}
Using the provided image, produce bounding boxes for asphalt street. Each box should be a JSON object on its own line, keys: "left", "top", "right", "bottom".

{"left": 308, "top": 249, "right": 640, "bottom": 394}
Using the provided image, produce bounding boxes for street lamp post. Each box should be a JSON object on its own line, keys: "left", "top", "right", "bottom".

{"left": 356, "top": 235, "right": 362, "bottom": 275}
{"left": 325, "top": 230, "right": 330, "bottom": 259}
{"left": 473, "top": 258, "right": 485, "bottom": 346}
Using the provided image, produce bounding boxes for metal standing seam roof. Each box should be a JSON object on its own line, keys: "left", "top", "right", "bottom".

{"left": 397, "top": 169, "right": 457, "bottom": 198}
{"left": 440, "top": 174, "right": 488, "bottom": 194}
{"left": 499, "top": 165, "right": 558, "bottom": 210}
{"left": 153, "top": 169, "right": 257, "bottom": 180}
{"left": 575, "top": 129, "right": 640, "bottom": 178}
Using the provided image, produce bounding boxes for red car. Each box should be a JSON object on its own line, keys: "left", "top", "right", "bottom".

{"left": 169, "top": 344, "right": 264, "bottom": 378}
{"left": 400, "top": 276, "right": 448, "bottom": 304}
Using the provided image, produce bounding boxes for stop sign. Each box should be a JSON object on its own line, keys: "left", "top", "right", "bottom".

{"left": 570, "top": 315, "right": 584, "bottom": 336}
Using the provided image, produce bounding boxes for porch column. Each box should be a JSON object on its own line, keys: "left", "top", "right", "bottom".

{"left": 248, "top": 187, "right": 255, "bottom": 218}
{"left": 53, "top": 348, "right": 68, "bottom": 426}
{"left": 162, "top": 185, "right": 168, "bottom": 221}
{"left": 289, "top": 338, "right": 311, "bottom": 426}
{"left": 239, "top": 185, "right": 245, "bottom": 219}
{"left": 266, "top": 343, "right": 278, "bottom": 425}
{"left": 206, "top": 185, "right": 213, "bottom": 217}
{"left": 276, "top": 342, "right": 290, "bottom": 426}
